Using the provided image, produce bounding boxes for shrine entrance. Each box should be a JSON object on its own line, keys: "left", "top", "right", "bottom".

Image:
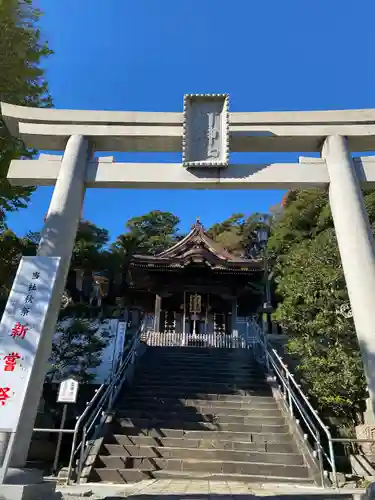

{"left": 3, "top": 95, "right": 375, "bottom": 479}
{"left": 161, "top": 292, "right": 231, "bottom": 337}
{"left": 128, "top": 218, "right": 264, "bottom": 347}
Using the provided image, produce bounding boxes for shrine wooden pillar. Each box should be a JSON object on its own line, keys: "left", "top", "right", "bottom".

{"left": 231, "top": 299, "right": 238, "bottom": 337}
{"left": 182, "top": 291, "right": 187, "bottom": 345}
{"left": 154, "top": 294, "right": 162, "bottom": 332}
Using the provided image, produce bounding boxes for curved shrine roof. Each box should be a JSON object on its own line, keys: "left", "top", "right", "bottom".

{"left": 131, "top": 219, "right": 263, "bottom": 273}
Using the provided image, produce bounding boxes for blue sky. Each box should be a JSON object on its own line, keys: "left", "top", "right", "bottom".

{"left": 6, "top": 0, "right": 375, "bottom": 241}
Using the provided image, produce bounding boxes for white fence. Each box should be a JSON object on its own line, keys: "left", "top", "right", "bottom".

{"left": 141, "top": 318, "right": 260, "bottom": 349}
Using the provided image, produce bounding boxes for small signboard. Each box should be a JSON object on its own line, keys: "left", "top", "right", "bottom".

{"left": 57, "top": 377, "right": 79, "bottom": 404}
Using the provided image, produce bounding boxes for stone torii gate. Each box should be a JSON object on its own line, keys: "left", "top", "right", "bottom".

{"left": 1, "top": 94, "right": 375, "bottom": 494}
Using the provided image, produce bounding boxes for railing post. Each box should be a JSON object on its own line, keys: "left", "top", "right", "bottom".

{"left": 327, "top": 428, "right": 338, "bottom": 488}
{"left": 76, "top": 426, "right": 87, "bottom": 484}
{"left": 315, "top": 435, "right": 325, "bottom": 487}
{"left": 286, "top": 372, "right": 294, "bottom": 417}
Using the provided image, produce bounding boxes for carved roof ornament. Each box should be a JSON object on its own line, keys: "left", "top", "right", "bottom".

{"left": 182, "top": 94, "right": 229, "bottom": 169}
{"left": 131, "top": 220, "right": 263, "bottom": 272}
{"left": 60, "top": 290, "right": 72, "bottom": 309}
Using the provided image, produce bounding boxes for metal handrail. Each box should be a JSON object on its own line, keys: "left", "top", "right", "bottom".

{"left": 331, "top": 438, "right": 375, "bottom": 443}
{"left": 249, "top": 319, "right": 338, "bottom": 488}
{"left": 65, "top": 320, "right": 144, "bottom": 484}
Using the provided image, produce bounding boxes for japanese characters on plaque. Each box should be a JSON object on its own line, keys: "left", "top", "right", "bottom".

{"left": 182, "top": 94, "right": 229, "bottom": 168}
{"left": 57, "top": 377, "right": 79, "bottom": 404}
{"left": 189, "top": 293, "right": 202, "bottom": 314}
{"left": 0, "top": 256, "right": 60, "bottom": 431}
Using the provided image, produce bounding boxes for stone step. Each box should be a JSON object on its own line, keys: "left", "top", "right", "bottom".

{"left": 128, "top": 388, "right": 273, "bottom": 399}
{"left": 142, "top": 356, "right": 259, "bottom": 365}
{"left": 115, "top": 417, "right": 289, "bottom": 434}
{"left": 94, "top": 456, "right": 310, "bottom": 478}
{"left": 110, "top": 434, "right": 298, "bottom": 452}
{"left": 144, "top": 354, "right": 256, "bottom": 360}
{"left": 143, "top": 357, "right": 256, "bottom": 363}
{"left": 144, "top": 357, "right": 262, "bottom": 371}
{"left": 136, "top": 372, "right": 267, "bottom": 381}
{"left": 137, "top": 374, "right": 264, "bottom": 383}
{"left": 143, "top": 355, "right": 257, "bottom": 362}
{"left": 116, "top": 401, "right": 282, "bottom": 417}
{"left": 132, "top": 382, "right": 271, "bottom": 393}
{"left": 144, "top": 351, "right": 258, "bottom": 359}
{"left": 111, "top": 421, "right": 291, "bottom": 442}
{"left": 90, "top": 346, "right": 312, "bottom": 486}
{"left": 121, "top": 428, "right": 293, "bottom": 442}
{"left": 142, "top": 359, "right": 258, "bottom": 368}
{"left": 144, "top": 347, "right": 255, "bottom": 356}
{"left": 115, "top": 409, "right": 286, "bottom": 426}
{"left": 136, "top": 372, "right": 265, "bottom": 383}
{"left": 92, "top": 467, "right": 314, "bottom": 484}
{"left": 101, "top": 444, "right": 304, "bottom": 465}
{"left": 122, "top": 396, "right": 278, "bottom": 408}
{"left": 140, "top": 367, "right": 259, "bottom": 376}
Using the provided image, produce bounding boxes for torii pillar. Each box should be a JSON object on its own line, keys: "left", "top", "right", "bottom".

{"left": 0, "top": 135, "right": 89, "bottom": 481}
{"left": 323, "top": 135, "right": 375, "bottom": 422}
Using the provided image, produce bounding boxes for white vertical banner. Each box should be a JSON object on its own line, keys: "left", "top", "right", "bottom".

{"left": 0, "top": 256, "right": 60, "bottom": 432}
{"left": 109, "top": 318, "right": 119, "bottom": 375}
{"left": 114, "top": 321, "right": 126, "bottom": 362}
{"left": 110, "top": 320, "right": 126, "bottom": 378}
{"left": 90, "top": 319, "right": 117, "bottom": 384}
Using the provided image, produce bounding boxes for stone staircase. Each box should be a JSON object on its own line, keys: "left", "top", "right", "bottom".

{"left": 91, "top": 346, "right": 314, "bottom": 484}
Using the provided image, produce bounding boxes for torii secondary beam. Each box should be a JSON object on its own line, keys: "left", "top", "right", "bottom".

{"left": 7, "top": 156, "right": 375, "bottom": 189}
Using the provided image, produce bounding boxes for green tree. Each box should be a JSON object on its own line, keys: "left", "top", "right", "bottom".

{"left": 0, "top": 227, "right": 37, "bottom": 310}
{"left": 0, "top": 0, "right": 52, "bottom": 222}
{"left": 113, "top": 210, "right": 180, "bottom": 256}
{"left": 111, "top": 210, "right": 180, "bottom": 298}
{"left": 208, "top": 213, "right": 245, "bottom": 255}
{"left": 71, "top": 219, "right": 110, "bottom": 270}
{"left": 47, "top": 318, "right": 110, "bottom": 383}
{"left": 269, "top": 189, "right": 368, "bottom": 422}
{"left": 27, "top": 220, "right": 111, "bottom": 271}
{"left": 207, "top": 212, "right": 271, "bottom": 257}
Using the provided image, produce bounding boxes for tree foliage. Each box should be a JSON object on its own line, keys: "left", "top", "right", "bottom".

{"left": 0, "top": 0, "right": 52, "bottom": 221}
{"left": 48, "top": 318, "right": 110, "bottom": 383}
{"left": 208, "top": 212, "right": 271, "bottom": 257}
{"left": 269, "top": 189, "right": 369, "bottom": 422}
{"left": 0, "top": 227, "right": 36, "bottom": 308}
{"left": 71, "top": 219, "right": 110, "bottom": 270}
{"left": 113, "top": 210, "right": 181, "bottom": 257}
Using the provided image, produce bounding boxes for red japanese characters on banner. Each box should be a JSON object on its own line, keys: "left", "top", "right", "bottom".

{"left": 0, "top": 387, "right": 10, "bottom": 406}
{"left": 4, "top": 352, "right": 21, "bottom": 372}
{"left": 10, "top": 322, "right": 29, "bottom": 340}
{"left": 0, "top": 256, "right": 61, "bottom": 432}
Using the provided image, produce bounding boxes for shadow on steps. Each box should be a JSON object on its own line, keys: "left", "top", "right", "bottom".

{"left": 91, "top": 493, "right": 363, "bottom": 500}
{"left": 90, "top": 347, "right": 314, "bottom": 485}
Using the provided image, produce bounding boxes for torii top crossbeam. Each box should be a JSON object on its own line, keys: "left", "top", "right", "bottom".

{"left": 3, "top": 100, "right": 375, "bottom": 152}
{"left": 2, "top": 98, "right": 375, "bottom": 190}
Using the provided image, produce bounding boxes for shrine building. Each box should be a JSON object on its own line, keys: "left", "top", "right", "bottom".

{"left": 127, "top": 219, "right": 264, "bottom": 342}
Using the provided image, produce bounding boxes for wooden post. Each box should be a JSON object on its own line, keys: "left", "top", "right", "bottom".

{"left": 154, "top": 294, "right": 161, "bottom": 333}
{"left": 182, "top": 291, "right": 186, "bottom": 346}
{"left": 231, "top": 299, "right": 238, "bottom": 336}
{"left": 205, "top": 293, "right": 209, "bottom": 335}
